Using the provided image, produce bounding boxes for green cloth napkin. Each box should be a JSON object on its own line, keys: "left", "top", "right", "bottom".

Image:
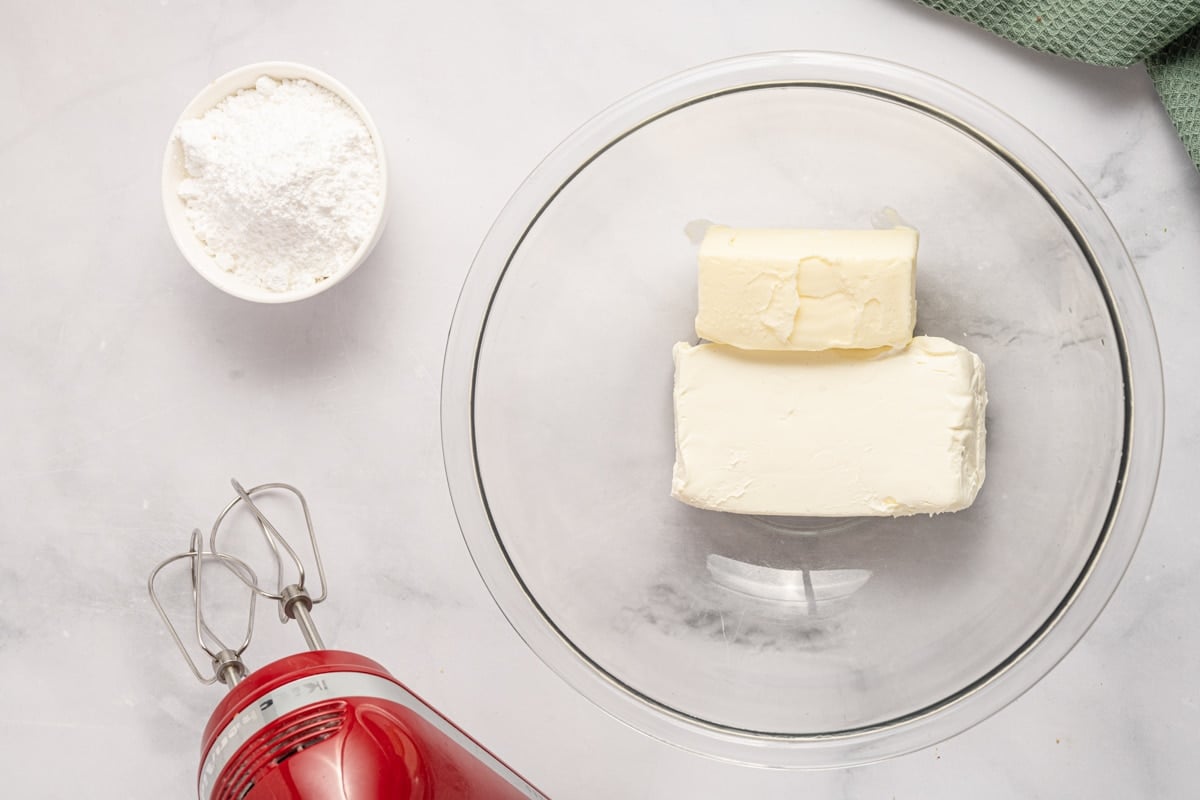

{"left": 917, "top": 0, "right": 1200, "bottom": 169}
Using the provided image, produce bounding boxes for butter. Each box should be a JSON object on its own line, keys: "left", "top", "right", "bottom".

{"left": 695, "top": 226, "right": 918, "bottom": 350}
{"left": 671, "top": 336, "right": 986, "bottom": 516}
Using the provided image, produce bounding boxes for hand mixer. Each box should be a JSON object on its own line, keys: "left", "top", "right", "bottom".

{"left": 149, "top": 480, "right": 547, "bottom": 800}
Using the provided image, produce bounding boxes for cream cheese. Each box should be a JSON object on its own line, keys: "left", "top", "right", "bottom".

{"left": 671, "top": 336, "right": 987, "bottom": 516}
{"left": 695, "top": 226, "right": 918, "bottom": 351}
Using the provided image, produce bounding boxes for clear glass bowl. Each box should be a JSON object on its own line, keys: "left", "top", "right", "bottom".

{"left": 441, "top": 52, "right": 1163, "bottom": 767}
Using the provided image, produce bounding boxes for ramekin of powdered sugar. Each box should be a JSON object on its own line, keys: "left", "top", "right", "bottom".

{"left": 162, "top": 62, "right": 387, "bottom": 302}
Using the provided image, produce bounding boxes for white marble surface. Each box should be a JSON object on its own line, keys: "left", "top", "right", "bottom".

{"left": 1, "top": 0, "right": 1197, "bottom": 797}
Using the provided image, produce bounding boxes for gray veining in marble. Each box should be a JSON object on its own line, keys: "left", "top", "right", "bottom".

{"left": 1, "top": 0, "right": 1198, "bottom": 797}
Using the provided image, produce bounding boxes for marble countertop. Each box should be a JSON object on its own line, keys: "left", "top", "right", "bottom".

{"left": 2, "top": 1, "right": 1196, "bottom": 796}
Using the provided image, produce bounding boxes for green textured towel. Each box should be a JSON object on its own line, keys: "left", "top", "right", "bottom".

{"left": 917, "top": 1, "right": 1200, "bottom": 169}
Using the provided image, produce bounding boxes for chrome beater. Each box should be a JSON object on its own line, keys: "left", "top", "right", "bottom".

{"left": 147, "top": 479, "right": 329, "bottom": 686}
{"left": 147, "top": 528, "right": 257, "bottom": 687}
{"left": 211, "top": 480, "right": 328, "bottom": 651}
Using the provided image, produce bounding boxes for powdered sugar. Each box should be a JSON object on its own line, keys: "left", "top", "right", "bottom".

{"left": 176, "top": 76, "right": 382, "bottom": 293}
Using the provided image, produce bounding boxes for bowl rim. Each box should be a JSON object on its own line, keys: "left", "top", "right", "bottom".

{"left": 160, "top": 61, "right": 389, "bottom": 304}
{"left": 440, "top": 50, "right": 1165, "bottom": 768}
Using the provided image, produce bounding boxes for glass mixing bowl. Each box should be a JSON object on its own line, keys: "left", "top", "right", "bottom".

{"left": 441, "top": 52, "right": 1163, "bottom": 767}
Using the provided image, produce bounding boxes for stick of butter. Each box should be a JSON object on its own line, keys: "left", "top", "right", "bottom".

{"left": 695, "top": 226, "right": 918, "bottom": 350}
{"left": 671, "top": 336, "right": 986, "bottom": 516}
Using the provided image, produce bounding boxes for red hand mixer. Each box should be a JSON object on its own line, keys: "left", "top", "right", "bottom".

{"left": 149, "top": 480, "right": 547, "bottom": 800}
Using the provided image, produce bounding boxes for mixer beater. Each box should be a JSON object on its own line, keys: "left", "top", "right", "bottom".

{"left": 149, "top": 480, "right": 546, "bottom": 800}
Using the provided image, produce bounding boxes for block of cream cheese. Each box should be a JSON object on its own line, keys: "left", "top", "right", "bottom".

{"left": 671, "top": 336, "right": 986, "bottom": 516}
{"left": 695, "top": 226, "right": 918, "bottom": 350}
